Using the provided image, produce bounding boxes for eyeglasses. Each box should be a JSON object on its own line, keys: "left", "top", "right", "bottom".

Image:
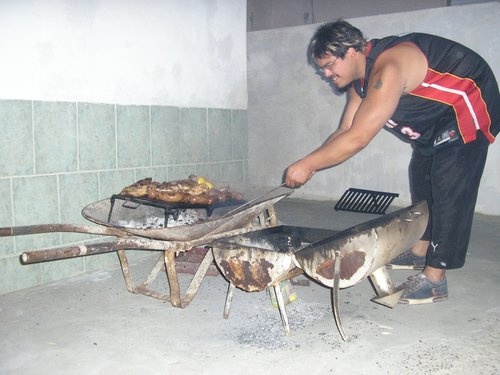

{"left": 319, "top": 57, "right": 339, "bottom": 74}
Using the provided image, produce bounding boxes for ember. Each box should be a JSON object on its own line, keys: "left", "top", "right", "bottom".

{"left": 115, "top": 209, "right": 207, "bottom": 229}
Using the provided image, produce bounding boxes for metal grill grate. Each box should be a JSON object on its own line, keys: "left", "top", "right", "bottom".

{"left": 334, "top": 188, "right": 399, "bottom": 215}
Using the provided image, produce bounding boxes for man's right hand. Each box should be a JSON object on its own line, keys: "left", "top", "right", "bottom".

{"left": 284, "top": 159, "right": 316, "bottom": 188}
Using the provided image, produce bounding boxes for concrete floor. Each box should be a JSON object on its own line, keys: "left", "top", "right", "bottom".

{"left": 1, "top": 197, "right": 499, "bottom": 375}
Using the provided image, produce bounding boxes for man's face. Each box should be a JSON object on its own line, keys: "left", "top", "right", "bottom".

{"left": 316, "top": 53, "right": 351, "bottom": 89}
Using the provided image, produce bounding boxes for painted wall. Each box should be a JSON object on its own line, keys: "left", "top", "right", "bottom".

{"left": 247, "top": 2, "right": 500, "bottom": 215}
{"left": 247, "top": 0, "right": 448, "bottom": 31}
{"left": 0, "top": 0, "right": 247, "bottom": 108}
{"left": 0, "top": 0, "right": 248, "bottom": 295}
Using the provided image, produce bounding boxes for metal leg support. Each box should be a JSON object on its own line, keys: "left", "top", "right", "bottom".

{"left": 369, "top": 266, "right": 404, "bottom": 308}
{"left": 274, "top": 283, "right": 291, "bottom": 336}
{"left": 223, "top": 283, "right": 235, "bottom": 319}
{"left": 332, "top": 250, "right": 348, "bottom": 341}
{"left": 164, "top": 251, "right": 182, "bottom": 307}
{"left": 181, "top": 248, "right": 216, "bottom": 307}
{"left": 140, "top": 254, "right": 166, "bottom": 289}
{"left": 117, "top": 250, "right": 135, "bottom": 293}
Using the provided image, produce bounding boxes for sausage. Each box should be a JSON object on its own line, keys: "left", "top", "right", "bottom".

{"left": 147, "top": 185, "right": 159, "bottom": 200}
{"left": 157, "top": 190, "right": 185, "bottom": 203}
{"left": 185, "top": 194, "right": 216, "bottom": 205}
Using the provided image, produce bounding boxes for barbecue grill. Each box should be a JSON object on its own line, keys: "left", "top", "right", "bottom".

{"left": 1, "top": 188, "right": 292, "bottom": 309}
{"left": 210, "top": 225, "right": 339, "bottom": 335}
{"left": 210, "top": 201, "right": 429, "bottom": 339}
{"left": 1, "top": 187, "right": 428, "bottom": 341}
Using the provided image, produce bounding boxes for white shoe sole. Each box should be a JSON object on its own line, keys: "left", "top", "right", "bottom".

{"left": 399, "top": 295, "right": 448, "bottom": 305}
{"left": 386, "top": 263, "right": 425, "bottom": 270}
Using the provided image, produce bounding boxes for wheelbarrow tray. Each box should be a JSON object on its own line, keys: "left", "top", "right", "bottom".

{"left": 210, "top": 225, "right": 338, "bottom": 292}
{"left": 81, "top": 192, "right": 290, "bottom": 242}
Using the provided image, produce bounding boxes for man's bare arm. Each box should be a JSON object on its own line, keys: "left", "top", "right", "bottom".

{"left": 285, "top": 61, "right": 406, "bottom": 187}
{"left": 319, "top": 87, "right": 363, "bottom": 148}
{"left": 284, "top": 42, "right": 427, "bottom": 187}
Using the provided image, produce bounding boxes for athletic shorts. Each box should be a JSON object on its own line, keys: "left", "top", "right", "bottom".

{"left": 409, "top": 131, "right": 490, "bottom": 269}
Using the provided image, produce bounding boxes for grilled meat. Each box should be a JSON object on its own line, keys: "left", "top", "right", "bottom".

{"left": 119, "top": 175, "right": 242, "bottom": 205}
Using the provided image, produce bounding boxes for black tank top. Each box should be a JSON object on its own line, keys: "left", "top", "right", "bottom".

{"left": 353, "top": 33, "right": 499, "bottom": 150}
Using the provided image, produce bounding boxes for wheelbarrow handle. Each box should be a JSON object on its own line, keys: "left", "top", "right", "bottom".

{"left": 20, "top": 241, "right": 120, "bottom": 264}
{"left": 0, "top": 224, "right": 127, "bottom": 238}
{"left": 20, "top": 237, "right": 186, "bottom": 264}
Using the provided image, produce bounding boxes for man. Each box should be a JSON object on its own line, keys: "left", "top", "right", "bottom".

{"left": 284, "top": 20, "right": 499, "bottom": 304}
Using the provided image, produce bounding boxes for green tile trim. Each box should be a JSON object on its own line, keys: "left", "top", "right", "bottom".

{"left": 78, "top": 102, "right": 116, "bottom": 171}
{"left": 33, "top": 101, "right": 78, "bottom": 174}
{"left": 181, "top": 107, "right": 208, "bottom": 163}
{"left": 116, "top": 105, "right": 150, "bottom": 168}
{"left": 208, "top": 108, "right": 232, "bottom": 162}
{"left": 0, "top": 99, "right": 246, "bottom": 295}
{"left": 0, "top": 100, "right": 34, "bottom": 176}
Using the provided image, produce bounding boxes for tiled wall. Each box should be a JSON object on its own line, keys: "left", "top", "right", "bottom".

{"left": 0, "top": 100, "right": 248, "bottom": 295}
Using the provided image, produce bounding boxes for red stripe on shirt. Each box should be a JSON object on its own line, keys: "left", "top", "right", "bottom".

{"left": 410, "top": 69, "right": 494, "bottom": 143}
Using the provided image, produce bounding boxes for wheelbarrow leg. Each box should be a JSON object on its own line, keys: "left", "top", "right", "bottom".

{"left": 181, "top": 248, "right": 216, "bottom": 307}
{"left": 164, "top": 251, "right": 181, "bottom": 307}
{"left": 273, "top": 283, "right": 291, "bottom": 336}
{"left": 140, "top": 254, "right": 166, "bottom": 289}
{"left": 117, "top": 250, "right": 135, "bottom": 293}
{"left": 331, "top": 250, "right": 348, "bottom": 341}
{"left": 370, "top": 266, "right": 404, "bottom": 308}
{"left": 223, "top": 283, "right": 236, "bottom": 319}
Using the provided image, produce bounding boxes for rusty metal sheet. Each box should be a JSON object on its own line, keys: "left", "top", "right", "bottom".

{"left": 294, "top": 201, "right": 429, "bottom": 289}
{"left": 211, "top": 225, "right": 337, "bottom": 292}
{"left": 212, "top": 246, "right": 297, "bottom": 292}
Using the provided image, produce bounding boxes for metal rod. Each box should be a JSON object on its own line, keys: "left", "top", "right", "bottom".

{"left": 117, "top": 250, "right": 135, "bottom": 293}
{"left": 21, "top": 242, "right": 120, "bottom": 264}
{"left": 141, "top": 254, "right": 166, "bottom": 288}
{"left": 164, "top": 251, "right": 181, "bottom": 307}
{"left": 181, "top": 248, "right": 216, "bottom": 307}
{"left": 0, "top": 223, "right": 126, "bottom": 238}
{"left": 274, "top": 283, "right": 291, "bottom": 336}
{"left": 223, "top": 283, "right": 235, "bottom": 319}
{"left": 332, "top": 250, "right": 348, "bottom": 341}
{"left": 20, "top": 237, "right": 185, "bottom": 264}
{"left": 223, "top": 183, "right": 288, "bottom": 217}
{"left": 133, "top": 285, "right": 171, "bottom": 302}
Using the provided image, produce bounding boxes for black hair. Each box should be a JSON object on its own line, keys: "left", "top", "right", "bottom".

{"left": 308, "top": 19, "right": 368, "bottom": 64}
